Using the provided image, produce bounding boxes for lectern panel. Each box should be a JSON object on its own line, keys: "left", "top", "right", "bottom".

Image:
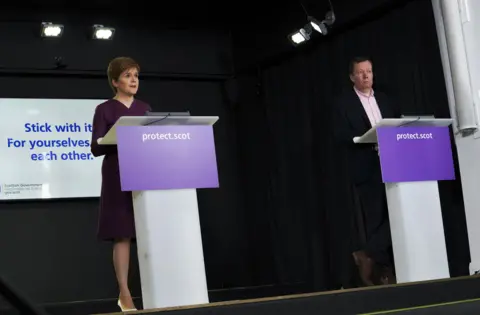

{"left": 377, "top": 126, "right": 455, "bottom": 182}
{"left": 116, "top": 125, "right": 219, "bottom": 191}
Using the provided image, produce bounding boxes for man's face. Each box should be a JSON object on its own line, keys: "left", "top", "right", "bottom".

{"left": 350, "top": 61, "right": 373, "bottom": 91}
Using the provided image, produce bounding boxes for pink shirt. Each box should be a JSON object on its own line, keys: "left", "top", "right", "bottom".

{"left": 354, "top": 87, "right": 382, "bottom": 126}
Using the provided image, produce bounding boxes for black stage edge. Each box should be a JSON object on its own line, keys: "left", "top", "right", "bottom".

{"left": 89, "top": 275, "right": 480, "bottom": 315}
{"left": 0, "top": 282, "right": 307, "bottom": 315}
{"left": 362, "top": 298, "right": 480, "bottom": 314}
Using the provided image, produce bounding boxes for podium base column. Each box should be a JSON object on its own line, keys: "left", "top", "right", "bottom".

{"left": 132, "top": 188, "right": 209, "bottom": 309}
{"left": 385, "top": 181, "right": 450, "bottom": 283}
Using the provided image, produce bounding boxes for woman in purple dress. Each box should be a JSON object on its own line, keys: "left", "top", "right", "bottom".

{"left": 90, "top": 57, "right": 151, "bottom": 312}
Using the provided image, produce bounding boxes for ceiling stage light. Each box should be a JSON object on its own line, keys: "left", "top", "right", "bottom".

{"left": 41, "top": 22, "right": 63, "bottom": 38}
{"left": 308, "top": 16, "right": 327, "bottom": 35}
{"left": 288, "top": 24, "right": 313, "bottom": 45}
{"left": 92, "top": 25, "right": 115, "bottom": 40}
{"left": 288, "top": 10, "right": 336, "bottom": 46}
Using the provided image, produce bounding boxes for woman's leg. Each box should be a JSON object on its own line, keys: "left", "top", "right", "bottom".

{"left": 113, "top": 238, "right": 135, "bottom": 309}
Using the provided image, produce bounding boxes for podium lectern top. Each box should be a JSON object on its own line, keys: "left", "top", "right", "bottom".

{"left": 98, "top": 115, "right": 220, "bottom": 191}
{"left": 99, "top": 115, "right": 219, "bottom": 145}
{"left": 353, "top": 118, "right": 453, "bottom": 144}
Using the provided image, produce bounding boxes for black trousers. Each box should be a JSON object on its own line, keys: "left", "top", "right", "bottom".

{"left": 354, "top": 177, "right": 393, "bottom": 266}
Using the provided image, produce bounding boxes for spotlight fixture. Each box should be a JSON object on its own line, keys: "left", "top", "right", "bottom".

{"left": 288, "top": 24, "right": 313, "bottom": 45}
{"left": 92, "top": 25, "right": 115, "bottom": 40}
{"left": 308, "top": 16, "right": 328, "bottom": 35}
{"left": 41, "top": 22, "right": 63, "bottom": 38}
{"left": 287, "top": 5, "right": 336, "bottom": 46}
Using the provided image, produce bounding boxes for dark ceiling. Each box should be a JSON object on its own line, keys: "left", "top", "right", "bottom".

{"left": 0, "top": 0, "right": 406, "bottom": 33}
{"left": 0, "top": 0, "right": 362, "bottom": 29}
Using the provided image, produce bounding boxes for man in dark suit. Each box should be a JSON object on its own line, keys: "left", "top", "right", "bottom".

{"left": 333, "top": 56, "right": 400, "bottom": 286}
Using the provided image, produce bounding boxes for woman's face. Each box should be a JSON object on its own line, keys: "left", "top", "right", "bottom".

{"left": 113, "top": 67, "right": 139, "bottom": 96}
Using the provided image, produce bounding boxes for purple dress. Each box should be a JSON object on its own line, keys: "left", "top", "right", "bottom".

{"left": 90, "top": 99, "right": 151, "bottom": 241}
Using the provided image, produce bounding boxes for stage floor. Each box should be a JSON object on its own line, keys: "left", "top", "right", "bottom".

{"left": 90, "top": 275, "right": 480, "bottom": 315}
{"left": 361, "top": 298, "right": 480, "bottom": 314}
{"left": 2, "top": 275, "right": 479, "bottom": 314}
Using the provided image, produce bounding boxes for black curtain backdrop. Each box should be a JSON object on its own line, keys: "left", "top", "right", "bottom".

{"left": 230, "top": 0, "right": 470, "bottom": 292}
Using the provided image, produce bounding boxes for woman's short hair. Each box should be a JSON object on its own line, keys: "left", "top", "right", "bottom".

{"left": 107, "top": 57, "right": 140, "bottom": 94}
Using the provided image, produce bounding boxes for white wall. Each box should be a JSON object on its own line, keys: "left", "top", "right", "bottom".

{"left": 432, "top": 0, "right": 480, "bottom": 274}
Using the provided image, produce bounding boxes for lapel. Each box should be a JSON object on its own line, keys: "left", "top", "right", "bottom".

{"left": 375, "top": 92, "right": 387, "bottom": 117}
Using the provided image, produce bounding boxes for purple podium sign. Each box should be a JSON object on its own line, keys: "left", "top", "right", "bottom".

{"left": 377, "top": 126, "right": 455, "bottom": 182}
{"left": 116, "top": 125, "right": 219, "bottom": 191}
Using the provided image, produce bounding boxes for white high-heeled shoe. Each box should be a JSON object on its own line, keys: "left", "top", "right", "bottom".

{"left": 117, "top": 297, "right": 137, "bottom": 312}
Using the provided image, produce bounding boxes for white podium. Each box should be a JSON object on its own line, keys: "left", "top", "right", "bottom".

{"left": 100, "top": 115, "right": 219, "bottom": 309}
{"left": 354, "top": 117, "right": 454, "bottom": 283}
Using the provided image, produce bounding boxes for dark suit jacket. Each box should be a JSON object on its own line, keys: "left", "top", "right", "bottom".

{"left": 333, "top": 88, "right": 401, "bottom": 184}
